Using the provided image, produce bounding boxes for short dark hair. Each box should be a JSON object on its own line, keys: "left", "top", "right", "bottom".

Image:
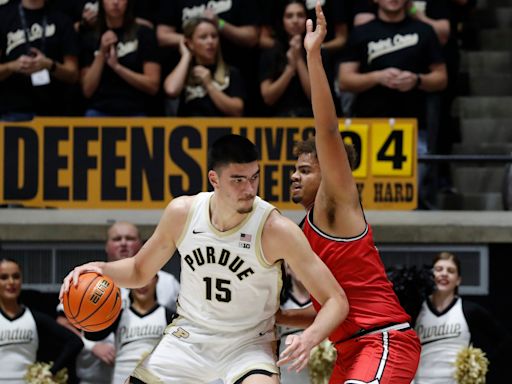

{"left": 208, "top": 134, "right": 259, "bottom": 171}
{"left": 294, "top": 137, "right": 358, "bottom": 171}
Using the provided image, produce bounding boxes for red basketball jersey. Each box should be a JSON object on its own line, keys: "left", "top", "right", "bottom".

{"left": 303, "top": 208, "right": 410, "bottom": 343}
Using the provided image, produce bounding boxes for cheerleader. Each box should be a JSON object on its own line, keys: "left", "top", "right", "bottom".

{"left": 0, "top": 258, "right": 83, "bottom": 383}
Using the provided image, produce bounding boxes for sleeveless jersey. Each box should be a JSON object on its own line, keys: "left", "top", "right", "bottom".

{"left": 176, "top": 192, "right": 282, "bottom": 333}
{"left": 0, "top": 307, "right": 39, "bottom": 383}
{"left": 414, "top": 297, "right": 471, "bottom": 384}
{"left": 302, "top": 208, "right": 410, "bottom": 343}
{"left": 113, "top": 305, "right": 169, "bottom": 384}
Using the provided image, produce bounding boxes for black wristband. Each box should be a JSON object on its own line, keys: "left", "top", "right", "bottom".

{"left": 415, "top": 73, "right": 422, "bottom": 89}
{"left": 50, "top": 60, "right": 57, "bottom": 73}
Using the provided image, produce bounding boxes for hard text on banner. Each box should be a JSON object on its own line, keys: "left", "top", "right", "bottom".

{"left": 0, "top": 117, "right": 417, "bottom": 210}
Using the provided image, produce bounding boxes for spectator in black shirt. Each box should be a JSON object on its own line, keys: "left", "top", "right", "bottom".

{"left": 157, "top": 0, "right": 260, "bottom": 115}
{"left": 339, "top": 0, "right": 447, "bottom": 208}
{"left": 0, "top": 0, "right": 79, "bottom": 121}
{"left": 259, "top": 0, "right": 312, "bottom": 117}
{"left": 353, "top": 0, "right": 450, "bottom": 45}
{"left": 164, "top": 17, "right": 245, "bottom": 117}
{"left": 80, "top": 0, "right": 161, "bottom": 116}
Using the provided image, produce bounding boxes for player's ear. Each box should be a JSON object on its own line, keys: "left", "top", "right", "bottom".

{"left": 208, "top": 169, "right": 219, "bottom": 189}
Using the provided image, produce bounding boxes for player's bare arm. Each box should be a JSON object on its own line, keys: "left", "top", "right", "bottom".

{"left": 276, "top": 304, "right": 317, "bottom": 329}
{"left": 305, "top": 1, "right": 365, "bottom": 236}
{"left": 60, "top": 196, "right": 193, "bottom": 300}
{"left": 263, "top": 211, "right": 349, "bottom": 371}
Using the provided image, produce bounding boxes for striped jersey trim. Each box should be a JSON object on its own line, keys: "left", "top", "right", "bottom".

{"left": 306, "top": 208, "right": 368, "bottom": 242}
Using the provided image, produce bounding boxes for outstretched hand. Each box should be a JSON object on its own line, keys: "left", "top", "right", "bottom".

{"left": 303, "top": 1, "right": 327, "bottom": 54}
{"left": 276, "top": 333, "right": 315, "bottom": 372}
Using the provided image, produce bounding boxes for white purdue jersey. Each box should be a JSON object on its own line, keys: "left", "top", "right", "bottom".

{"left": 0, "top": 307, "right": 38, "bottom": 383}
{"left": 112, "top": 305, "right": 168, "bottom": 384}
{"left": 414, "top": 297, "right": 471, "bottom": 384}
{"left": 176, "top": 192, "right": 282, "bottom": 333}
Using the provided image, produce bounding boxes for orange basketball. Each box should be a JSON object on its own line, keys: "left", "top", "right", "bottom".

{"left": 63, "top": 272, "right": 122, "bottom": 332}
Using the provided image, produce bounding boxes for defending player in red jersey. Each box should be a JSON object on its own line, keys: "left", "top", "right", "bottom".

{"left": 279, "top": 2, "right": 421, "bottom": 383}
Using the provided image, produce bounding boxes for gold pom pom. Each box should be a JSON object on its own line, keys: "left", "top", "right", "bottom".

{"left": 454, "top": 345, "right": 489, "bottom": 384}
{"left": 308, "top": 339, "right": 337, "bottom": 384}
{"left": 24, "top": 361, "right": 68, "bottom": 384}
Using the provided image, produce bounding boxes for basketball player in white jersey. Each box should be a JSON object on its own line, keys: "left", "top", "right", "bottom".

{"left": 61, "top": 134, "right": 349, "bottom": 384}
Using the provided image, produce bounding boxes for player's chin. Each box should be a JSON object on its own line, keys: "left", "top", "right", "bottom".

{"left": 237, "top": 205, "right": 253, "bottom": 214}
{"left": 291, "top": 192, "right": 303, "bottom": 204}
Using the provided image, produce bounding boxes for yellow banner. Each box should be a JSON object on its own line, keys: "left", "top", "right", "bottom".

{"left": 0, "top": 117, "right": 417, "bottom": 210}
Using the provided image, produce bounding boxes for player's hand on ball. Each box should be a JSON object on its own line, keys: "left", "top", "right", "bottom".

{"left": 59, "top": 262, "right": 104, "bottom": 302}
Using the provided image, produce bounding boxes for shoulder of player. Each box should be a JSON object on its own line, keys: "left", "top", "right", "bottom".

{"left": 165, "top": 195, "right": 196, "bottom": 217}
{"left": 156, "top": 196, "right": 196, "bottom": 239}
{"left": 262, "top": 210, "right": 302, "bottom": 241}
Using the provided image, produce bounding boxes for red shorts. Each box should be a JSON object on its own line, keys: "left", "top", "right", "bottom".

{"left": 330, "top": 328, "right": 420, "bottom": 384}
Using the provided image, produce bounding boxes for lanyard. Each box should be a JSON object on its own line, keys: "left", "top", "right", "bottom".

{"left": 18, "top": 2, "right": 47, "bottom": 54}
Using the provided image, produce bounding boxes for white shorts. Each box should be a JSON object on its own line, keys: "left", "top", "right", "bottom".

{"left": 130, "top": 315, "right": 279, "bottom": 384}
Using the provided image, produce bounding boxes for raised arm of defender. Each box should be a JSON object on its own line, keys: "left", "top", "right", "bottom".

{"left": 304, "top": 1, "right": 365, "bottom": 235}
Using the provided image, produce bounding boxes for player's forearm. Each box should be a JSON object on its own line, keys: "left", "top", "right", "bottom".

{"left": 307, "top": 50, "right": 338, "bottom": 134}
{"left": 95, "top": 257, "right": 146, "bottom": 288}
{"left": 302, "top": 296, "right": 348, "bottom": 346}
{"left": 277, "top": 306, "right": 316, "bottom": 329}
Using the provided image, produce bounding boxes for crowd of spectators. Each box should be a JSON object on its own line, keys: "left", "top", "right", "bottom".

{"left": 0, "top": 0, "right": 475, "bottom": 120}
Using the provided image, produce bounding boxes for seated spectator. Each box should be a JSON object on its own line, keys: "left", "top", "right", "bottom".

{"left": 353, "top": 0, "right": 450, "bottom": 45}
{"left": 85, "top": 275, "right": 174, "bottom": 384}
{"left": 164, "top": 17, "right": 245, "bottom": 117}
{"left": 259, "top": 0, "right": 312, "bottom": 117}
{"left": 157, "top": 0, "right": 260, "bottom": 115}
{"left": 338, "top": 0, "right": 447, "bottom": 208}
{"left": 80, "top": 0, "right": 160, "bottom": 117}
{"left": 260, "top": 0, "right": 348, "bottom": 115}
{"left": 0, "top": 258, "right": 83, "bottom": 383}
{"left": 0, "top": 0, "right": 79, "bottom": 121}
{"left": 261, "top": 0, "right": 349, "bottom": 54}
